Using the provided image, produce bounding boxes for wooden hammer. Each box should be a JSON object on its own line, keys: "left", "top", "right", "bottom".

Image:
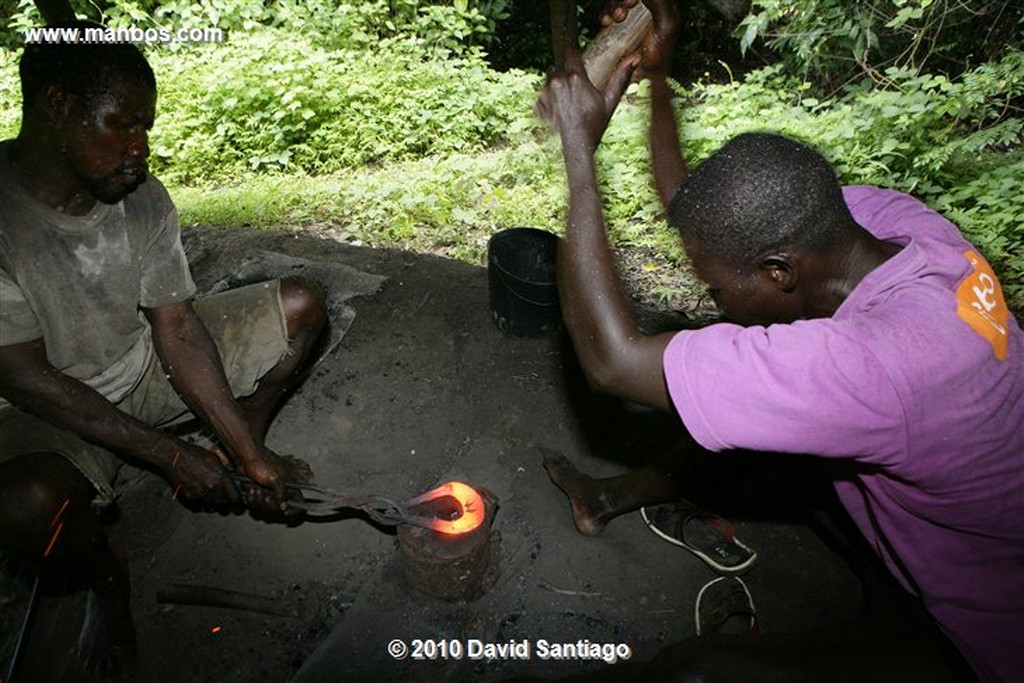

{"left": 550, "top": 1, "right": 655, "bottom": 89}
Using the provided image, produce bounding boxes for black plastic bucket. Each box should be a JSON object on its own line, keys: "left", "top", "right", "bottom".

{"left": 487, "top": 228, "right": 560, "bottom": 337}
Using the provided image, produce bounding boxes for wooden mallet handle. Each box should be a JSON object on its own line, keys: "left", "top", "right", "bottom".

{"left": 581, "top": 3, "right": 654, "bottom": 89}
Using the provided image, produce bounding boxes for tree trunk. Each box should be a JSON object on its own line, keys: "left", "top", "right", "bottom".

{"left": 549, "top": 0, "right": 578, "bottom": 69}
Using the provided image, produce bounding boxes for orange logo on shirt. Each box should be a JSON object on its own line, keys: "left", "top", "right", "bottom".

{"left": 956, "top": 250, "right": 1009, "bottom": 360}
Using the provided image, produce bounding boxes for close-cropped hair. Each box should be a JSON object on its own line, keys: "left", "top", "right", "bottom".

{"left": 668, "top": 132, "right": 859, "bottom": 269}
{"left": 19, "top": 20, "right": 156, "bottom": 109}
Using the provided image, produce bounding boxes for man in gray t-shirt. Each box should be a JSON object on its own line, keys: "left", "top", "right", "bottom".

{"left": 0, "top": 139, "right": 196, "bottom": 406}
{"left": 0, "top": 23, "right": 326, "bottom": 676}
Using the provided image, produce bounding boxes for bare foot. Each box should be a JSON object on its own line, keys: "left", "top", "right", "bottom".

{"left": 542, "top": 452, "right": 617, "bottom": 536}
{"left": 76, "top": 558, "right": 138, "bottom": 676}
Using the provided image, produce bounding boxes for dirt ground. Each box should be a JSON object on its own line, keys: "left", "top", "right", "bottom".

{"left": 1, "top": 226, "right": 862, "bottom": 683}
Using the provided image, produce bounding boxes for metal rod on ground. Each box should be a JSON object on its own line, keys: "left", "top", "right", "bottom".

{"left": 156, "top": 583, "right": 297, "bottom": 618}
{"left": 5, "top": 576, "right": 40, "bottom": 683}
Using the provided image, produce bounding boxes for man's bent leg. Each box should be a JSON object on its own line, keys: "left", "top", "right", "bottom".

{"left": 239, "top": 276, "right": 326, "bottom": 441}
{"left": 188, "top": 276, "right": 326, "bottom": 445}
{"left": 0, "top": 453, "right": 136, "bottom": 676}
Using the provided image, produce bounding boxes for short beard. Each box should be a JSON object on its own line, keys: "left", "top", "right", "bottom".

{"left": 84, "top": 169, "right": 147, "bottom": 204}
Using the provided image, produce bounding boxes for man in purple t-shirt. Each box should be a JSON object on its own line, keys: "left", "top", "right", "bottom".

{"left": 534, "top": 1, "right": 1022, "bottom": 681}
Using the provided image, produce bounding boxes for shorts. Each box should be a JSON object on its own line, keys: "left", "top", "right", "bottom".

{"left": 0, "top": 279, "right": 290, "bottom": 506}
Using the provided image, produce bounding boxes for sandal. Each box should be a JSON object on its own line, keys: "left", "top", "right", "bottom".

{"left": 695, "top": 576, "right": 759, "bottom": 636}
{"left": 640, "top": 500, "right": 758, "bottom": 574}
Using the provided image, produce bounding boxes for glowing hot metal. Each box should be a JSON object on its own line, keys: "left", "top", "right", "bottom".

{"left": 402, "top": 481, "right": 486, "bottom": 535}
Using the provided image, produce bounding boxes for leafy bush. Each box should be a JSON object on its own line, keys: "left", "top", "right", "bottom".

{"left": 0, "top": 48, "right": 17, "bottom": 137}
{"left": 1, "top": 0, "right": 508, "bottom": 54}
{"left": 932, "top": 156, "right": 1024, "bottom": 307}
{"left": 141, "top": 32, "right": 540, "bottom": 184}
{"left": 737, "top": 0, "right": 1023, "bottom": 89}
{"left": 267, "top": 0, "right": 507, "bottom": 54}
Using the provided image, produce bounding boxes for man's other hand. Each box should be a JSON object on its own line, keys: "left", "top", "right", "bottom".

{"left": 239, "top": 449, "right": 313, "bottom": 517}
{"left": 602, "top": 0, "right": 680, "bottom": 78}
{"left": 164, "top": 442, "right": 239, "bottom": 506}
{"left": 536, "top": 48, "right": 639, "bottom": 150}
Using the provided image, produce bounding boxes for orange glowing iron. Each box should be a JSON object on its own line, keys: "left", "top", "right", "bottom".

{"left": 400, "top": 481, "right": 486, "bottom": 535}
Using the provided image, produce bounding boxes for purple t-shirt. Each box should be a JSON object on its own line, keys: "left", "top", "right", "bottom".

{"left": 663, "top": 186, "right": 1023, "bottom": 682}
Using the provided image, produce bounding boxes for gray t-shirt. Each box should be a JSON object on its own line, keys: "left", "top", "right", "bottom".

{"left": 0, "top": 140, "right": 196, "bottom": 408}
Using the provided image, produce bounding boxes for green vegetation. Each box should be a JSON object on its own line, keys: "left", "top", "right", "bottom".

{"left": 1, "top": 1, "right": 1021, "bottom": 309}
{"left": 738, "top": 0, "right": 1018, "bottom": 89}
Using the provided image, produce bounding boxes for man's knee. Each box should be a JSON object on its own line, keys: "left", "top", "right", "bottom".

{"left": 0, "top": 452, "right": 103, "bottom": 567}
{"left": 279, "top": 276, "right": 326, "bottom": 336}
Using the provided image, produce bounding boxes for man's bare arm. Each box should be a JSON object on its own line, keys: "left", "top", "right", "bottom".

{"left": 537, "top": 49, "right": 675, "bottom": 410}
{"left": 144, "top": 300, "right": 294, "bottom": 503}
{"left": 636, "top": 0, "right": 687, "bottom": 208}
{"left": 0, "top": 338, "right": 238, "bottom": 503}
{"left": 649, "top": 75, "right": 687, "bottom": 209}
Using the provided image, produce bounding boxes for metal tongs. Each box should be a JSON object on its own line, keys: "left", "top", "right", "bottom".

{"left": 230, "top": 475, "right": 485, "bottom": 534}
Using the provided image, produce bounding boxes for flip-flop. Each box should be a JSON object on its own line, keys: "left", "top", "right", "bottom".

{"left": 695, "top": 575, "right": 759, "bottom": 636}
{"left": 640, "top": 500, "right": 758, "bottom": 575}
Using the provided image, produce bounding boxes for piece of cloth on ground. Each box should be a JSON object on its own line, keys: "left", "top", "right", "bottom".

{"left": 184, "top": 242, "right": 387, "bottom": 363}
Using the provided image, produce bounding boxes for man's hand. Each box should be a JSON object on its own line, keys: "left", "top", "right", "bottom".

{"left": 602, "top": 0, "right": 680, "bottom": 78}
{"left": 238, "top": 449, "right": 313, "bottom": 516}
{"left": 162, "top": 441, "right": 239, "bottom": 506}
{"left": 535, "top": 47, "right": 639, "bottom": 151}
